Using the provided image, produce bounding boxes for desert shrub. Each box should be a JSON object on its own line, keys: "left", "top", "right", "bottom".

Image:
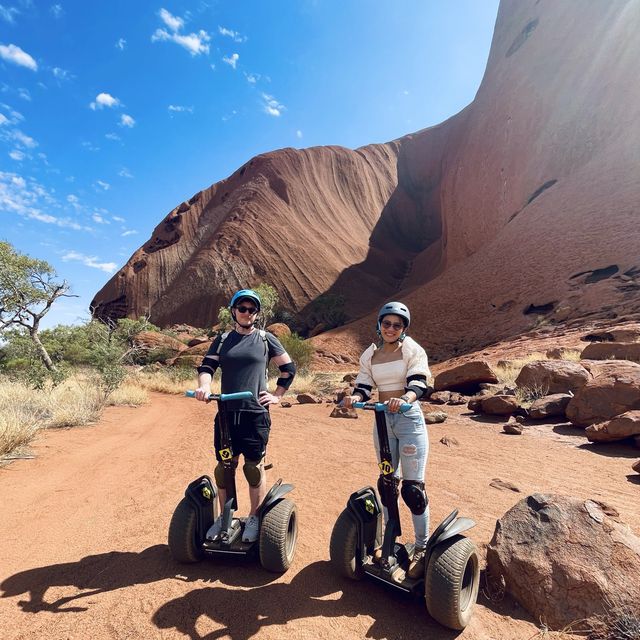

{"left": 274, "top": 333, "right": 314, "bottom": 374}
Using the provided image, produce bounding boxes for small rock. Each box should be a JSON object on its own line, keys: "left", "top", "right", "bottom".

{"left": 280, "top": 401, "right": 292, "bottom": 408}
{"left": 632, "top": 459, "right": 640, "bottom": 474}
{"left": 296, "top": 393, "right": 322, "bottom": 404}
{"left": 424, "top": 411, "right": 447, "bottom": 424}
{"left": 439, "top": 435, "right": 459, "bottom": 447}
{"left": 490, "top": 478, "right": 521, "bottom": 492}
{"left": 503, "top": 423, "right": 523, "bottom": 435}
{"left": 329, "top": 406, "right": 358, "bottom": 419}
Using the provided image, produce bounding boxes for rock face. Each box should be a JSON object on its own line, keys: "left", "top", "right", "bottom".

{"left": 566, "top": 361, "right": 640, "bottom": 427}
{"left": 94, "top": 0, "right": 640, "bottom": 364}
{"left": 515, "top": 361, "right": 590, "bottom": 395}
{"left": 486, "top": 493, "right": 640, "bottom": 630}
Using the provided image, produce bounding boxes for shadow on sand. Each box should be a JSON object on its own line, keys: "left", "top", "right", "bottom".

{"left": 0, "top": 545, "right": 530, "bottom": 639}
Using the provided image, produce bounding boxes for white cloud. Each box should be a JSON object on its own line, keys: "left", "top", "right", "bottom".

{"left": 159, "top": 8, "right": 183, "bottom": 32}
{"left": 296, "top": 130, "right": 303, "bottom": 139}
{"left": 92, "top": 212, "right": 109, "bottom": 224}
{"left": 0, "top": 5, "right": 19, "bottom": 23}
{"left": 118, "top": 167, "right": 133, "bottom": 178}
{"left": 244, "top": 72, "right": 260, "bottom": 84}
{"left": 90, "top": 92, "right": 120, "bottom": 110}
{"left": 119, "top": 113, "right": 135, "bottom": 127}
{"left": 17, "top": 87, "right": 30, "bottom": 100}
{"left": 261, "top": 93, "right": 285, "bottom": 117}
{"left": 0, "top": 43, "right": 38, "bottom": 71}
{"left": 50, "top": 4, "right": 63, "bottom": 18}
{"left": 121, "top": 229, "right": 137, "bottom": 237}
{"left": 115, "top": 38, "right": 126, "bottom": 50}
{"left": 168, "top": 104, "right": 193, "bottom": 114}
{"left": 9, "top": 149, "right": 24, "bottom": 160}
{"left": 218, "top": 26, "right": 247, "bottom": 43}
{"left": 222, "top": 53, "right": 239, "bottom": 69}
{"left": 81, "top": 140, "right": 100, "bottom": 152}
{"left": 105, "top": 132, "right": 121, "bottom": 141}
{"left": 52, "top": 67, "right": 72, "bottom": 81}
{"left": 61, "top": 250, "right": 117, "bottom": 273}
{"left": 152, "top": 28, "right": 210, "bottom": 55}
{"left": 0, "top": 112, "right": 7, "bottom": 125}
{"left": 11, "top": 129, "right": 37, "bottom": 148}
{"left": 112, "top": 215, "right": 125, "bottom": 222}
{"left": 95, "top": 180, "right": 110, "bottom": 190}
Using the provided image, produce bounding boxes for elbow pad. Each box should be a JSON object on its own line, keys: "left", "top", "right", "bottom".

{"left": 197, "top": 356, "right": 220, "bottom": 376}
{"left": 276, "top": 361, "right": 296, "bottom": 390}
{"left": 353, "top": 383, "right": 372, "bottom": 402}
{"left": 405, "top": 374, "right": 428, "bottom": 400}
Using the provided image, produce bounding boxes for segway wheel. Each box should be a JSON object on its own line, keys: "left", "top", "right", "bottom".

{"left": 424, "top": 535, "right": 479, "bottom": 630}
{"left": 168, "top": 497, "right": 204, "bottom": 563}
{"left": 259, "top": 499, "right": 298, "bottom": 572}
{"left": 329, "top": 509, "right": 364, "bottom": 580}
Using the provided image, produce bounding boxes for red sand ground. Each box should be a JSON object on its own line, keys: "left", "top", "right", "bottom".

{"left": 1, "top": 392, "right": 639, "bottom": 639}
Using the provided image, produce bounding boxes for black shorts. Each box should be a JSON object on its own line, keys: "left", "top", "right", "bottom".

{"left": 214, "top": 410, "right": 271, "bottom": 462}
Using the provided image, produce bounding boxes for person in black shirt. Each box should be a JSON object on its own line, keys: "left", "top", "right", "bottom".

{"left": 195, "top": 289, "right": 296, "bottom": 542}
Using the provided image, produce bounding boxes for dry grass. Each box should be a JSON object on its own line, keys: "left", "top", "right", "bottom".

{"left": 494, "top": 349, "right": 583, "bottom": 388}
{"left": 105, "top": 381, "right": 149, "bottom": 406}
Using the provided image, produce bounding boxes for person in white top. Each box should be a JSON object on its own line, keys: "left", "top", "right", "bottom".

{"left": 343, "top": 301, "right": 432, "bottom": 579}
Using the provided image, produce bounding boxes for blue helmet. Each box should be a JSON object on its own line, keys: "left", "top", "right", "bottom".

{"left": 229, "top": 289, "right": 261, "bottom": 312}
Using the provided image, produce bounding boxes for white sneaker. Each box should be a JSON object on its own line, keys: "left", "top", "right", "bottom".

{"left": 242, "top": 515, "right": 259, "bottom": 542}
{"left": 205, "top": 515, "right": 223, "bottom": 540}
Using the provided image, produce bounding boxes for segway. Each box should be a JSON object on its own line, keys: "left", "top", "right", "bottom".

{"left": 168, "top": 391, "right": 298, "bottom": 573}
{"left": 329, "top": 401, "right": 480, "bottom": 630}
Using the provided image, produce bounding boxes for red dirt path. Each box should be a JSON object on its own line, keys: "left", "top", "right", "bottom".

{"left": 1, "top": 392, "right": 639, "bottom": 639}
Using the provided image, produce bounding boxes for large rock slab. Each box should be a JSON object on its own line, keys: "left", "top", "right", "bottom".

{"left": 566, "top": 361, "right": 640, "bottom": 426}
{"left": 581, "top": 342, "right": 640, "bottom": 362}
{"left": 528, "top": 393, "right": 572, "bottom": 419}
{"left": 481, "top": 395, "right": 520, "bottom": 416}
{"left": 434, "top": 361, "right": 498, "bottom": 392}
{"left": 133, "top": 331, "right": 188, "bottom": 361}
{"left": 583, "top": 324, "right": 640, "bottom": 343}
{"left": 486, "top": 493, "right": 640, "bottom": 629}
{"left": 585, "top": 410, "right": 640, "bottom": 443}
{"left": 515, "top": 360, "right": 590, "bottom": 395}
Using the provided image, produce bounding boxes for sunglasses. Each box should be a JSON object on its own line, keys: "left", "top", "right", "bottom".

{"left": 236, "top": 305, "right": 258, "bottom": 314}
{"left": 381, "top": 320, "right": 404, "bottom": 331}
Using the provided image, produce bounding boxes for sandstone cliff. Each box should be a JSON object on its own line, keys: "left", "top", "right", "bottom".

{"left": 92, "top": 0, "right": 640, "bottom": 361}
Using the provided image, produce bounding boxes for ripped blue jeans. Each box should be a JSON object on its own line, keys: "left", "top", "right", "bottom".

{"left": 373, "top": 403, "right": 429, "bottom": 548}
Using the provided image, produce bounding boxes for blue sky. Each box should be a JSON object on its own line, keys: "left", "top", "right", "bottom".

{"left": 0, "top": 0, "right": 499, "bottom": 329}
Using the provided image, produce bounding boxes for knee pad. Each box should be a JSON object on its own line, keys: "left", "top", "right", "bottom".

{"left": 401, "top": 480, "right": 428, "bottom": 515}
{"left": 377, "top": 474, "right": 399, "bottom": 507}
{"left": 243, "top": 458, "right": 265, "bottom": 487}
{"left": 213, "top": 459, "right": 238, "bottom": 489}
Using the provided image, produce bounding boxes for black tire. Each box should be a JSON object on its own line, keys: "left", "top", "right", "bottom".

{"left": 259, "top": 499, "right": 298, "bottom": 573}
{"left": 329, "top": 509, "right": 364, "bottom": 580}
{"left": 168, "top": 497, "right": 204, "bottom": 563}
{"left": 425, "top": 535, "right": 480, "bottom": 630}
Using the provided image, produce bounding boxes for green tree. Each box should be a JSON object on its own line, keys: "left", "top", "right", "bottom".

{"left": 0, "top": 241, "right": 76, "bottom": 372}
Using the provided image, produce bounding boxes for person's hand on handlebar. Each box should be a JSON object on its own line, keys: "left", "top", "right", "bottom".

{"left": 194, "top": 386, "right": 212, "bottom": 402}
{"left": 341, "top": 395, "right": 360, "bottom": 408}
{"left": 387, "top": 393, "right": 413, "bottom": 413}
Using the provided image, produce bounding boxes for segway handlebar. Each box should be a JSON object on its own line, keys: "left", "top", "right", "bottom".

{"left": 353, "top": 401, "right": 413, "bottom": 413}
{"left": 185, "top": 390, "right": 254, "bottom": 401}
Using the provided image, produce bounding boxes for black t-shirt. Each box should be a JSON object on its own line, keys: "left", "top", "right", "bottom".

{"left": 200, "top": 330, "right": 285, "bottom": 412}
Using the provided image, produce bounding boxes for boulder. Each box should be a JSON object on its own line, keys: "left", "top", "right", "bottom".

{"left": 266, "top": 322, "right": 292, "bottom": 339}
{"left": 515, "top": 360, "right": 590, "bottom": 395}
{"left": 433, "top": 361, "right": 498, "bottom": 393}
{"left": 481, "top": 395, "right": 520, "bottom": 416}
{"left": 528, "top": 393, "right": 572, "bottom": 419}
{"left": 585, "top": 410, "right": 640, "bottom": 443}
{"left": 486, "top": 493, "right": 640, "bottom": 629}
{"left": 583, "top": 324, "right": 640, "bottom": 343}
{"left": 503, "top": 422, "right": 523, "bottom": 435}
{"left": 429, "top": 391, "right": 451, "bottom": 404}
{"left": 566, "top": 361, "right": 640, "bottom": 426}
{"left": 581, "top": 342, "right": 640, "bottom": 362}
{"left": 182, "top": 342, "right": 210, "bottom": 356}
{"left": 632, "top": 459, "right": 640, "bottom": 473}
{"left": 186, "top": 336, "right": 210, "bottom": 347}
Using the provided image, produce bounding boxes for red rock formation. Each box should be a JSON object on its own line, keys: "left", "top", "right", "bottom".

{"left": 93, "top": 0, "right": 640, "bottom": 363}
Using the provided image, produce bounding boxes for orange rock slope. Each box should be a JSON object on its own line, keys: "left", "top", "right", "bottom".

{"left": 92, "top": 0, "right": 640, "bottom": 361}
